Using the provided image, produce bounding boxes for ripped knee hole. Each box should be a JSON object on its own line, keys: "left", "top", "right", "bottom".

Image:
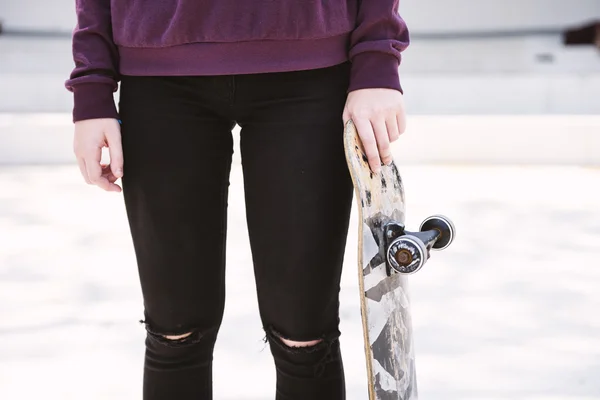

{"left": 162, "top": 332, "right": 193, "bottom": 341}
{"left": 279, "top": 338, "right": 323, "bottom": 348}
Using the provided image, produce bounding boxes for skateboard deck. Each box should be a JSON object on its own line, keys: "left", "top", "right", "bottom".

{"left": 343, "top": 120, "right": 455, "bottom": 400}
{"left": 343, "top": 120, "right": 417, "bottom": 399}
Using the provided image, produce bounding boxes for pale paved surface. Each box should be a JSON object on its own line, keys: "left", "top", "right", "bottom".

{"left": 1, "top": 162, "right": 600, "bottom": 400}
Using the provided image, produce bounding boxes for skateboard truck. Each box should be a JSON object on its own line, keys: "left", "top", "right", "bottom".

{"left": 384, "top": 215, "right": 455, "bottom": 275}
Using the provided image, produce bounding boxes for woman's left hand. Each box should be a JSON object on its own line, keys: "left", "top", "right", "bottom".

{"left": 343, "top": 88, "right": 406, "bottom": 173}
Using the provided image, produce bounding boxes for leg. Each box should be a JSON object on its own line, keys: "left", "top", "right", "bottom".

{"left": 236, "top": 63, "right": 353, "bottom": 400}
{"left": 119, "top": 75, "right": 235, "bottom": 400}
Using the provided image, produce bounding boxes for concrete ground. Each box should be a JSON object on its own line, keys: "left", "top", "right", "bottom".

{"left": 1, "top": 155, "right": 599, "bottom": 399}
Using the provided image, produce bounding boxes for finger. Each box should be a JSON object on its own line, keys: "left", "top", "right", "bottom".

{"left": 97, "top": 165, "right": 122, "bottom": 192}
{"left": 397, "top": 114, "right": 407, "bottom": 135}
{"left": 106, "top": 126, "right": 124, "bottom": 179}
{"left": 102, "top": 165, "right": 122, "bottom": 190}
{"left": 387, "top": 116, "right": 401, "bottom": 143}
{"left": 101, "top": 164, "right": 117, "bottom": 182}
{"left": 78, "top": 158, "right": 92, "bottom": 184}
{"left": 372, "top": 118, "right": 392, "bottom": 165}
{"left": 85, "top": 147, "right": 113, "bottom": 191}
{"left": 104, "top": 176, "right": 122, "bottom": 192}
{"left": 354, "top": 118, "right": 381, "bottom": 174}
{"left": 342, "top": 107, "right": 351, "bottom": 124}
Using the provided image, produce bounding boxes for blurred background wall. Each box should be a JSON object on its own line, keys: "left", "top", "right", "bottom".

{"left": 0, "top": 0, "right": 599, "bottom": 163}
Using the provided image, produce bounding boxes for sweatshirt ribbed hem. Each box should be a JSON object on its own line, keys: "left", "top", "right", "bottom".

{"left": 118, "top": 34, "right": 350, "bottom": 76}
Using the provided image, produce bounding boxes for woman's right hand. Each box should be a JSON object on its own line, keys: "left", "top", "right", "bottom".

{"left": 73, "top": 118, "right": 124, "bottom": 192}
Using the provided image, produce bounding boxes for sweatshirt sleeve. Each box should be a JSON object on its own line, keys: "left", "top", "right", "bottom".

{"left": 348, "top": 0, "right": 410, "bottom": 93}
{"left": 65, "top": 0, "right": 120, "bottom": 122}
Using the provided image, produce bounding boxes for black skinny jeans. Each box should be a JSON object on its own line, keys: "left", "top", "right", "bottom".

{"left": 118, "top": 62, "right": 354, "bottom": 399}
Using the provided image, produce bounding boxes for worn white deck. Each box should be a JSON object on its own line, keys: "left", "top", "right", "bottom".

{"left": 1, "top": 160, "right": 599, "bottom": 399}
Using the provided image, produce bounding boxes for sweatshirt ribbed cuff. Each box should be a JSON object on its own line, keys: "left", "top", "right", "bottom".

{"left": 348, "top": 52, "right": 403, "bottom": 94}
{"left": 72, "top": 83, "right": 119, "bottom": 122}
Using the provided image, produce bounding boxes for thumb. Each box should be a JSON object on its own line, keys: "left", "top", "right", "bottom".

{"left": 342, "top": 107, "right": 351, "bottom": 124}
{"left": 106, "top": 123, "right": 124, "bottom": 179}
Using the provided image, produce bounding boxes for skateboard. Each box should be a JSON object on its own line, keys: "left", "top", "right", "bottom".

{"left": 343, "top": 120, "right": 455, "bottom": 400}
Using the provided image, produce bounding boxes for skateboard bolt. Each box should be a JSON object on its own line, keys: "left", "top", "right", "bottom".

{"left": 395, "top": 249, "right": 412, "bottom": 266}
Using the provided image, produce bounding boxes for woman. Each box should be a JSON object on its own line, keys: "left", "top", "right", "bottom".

{"left": 66, "top": 1, "right": 409, "bottom": 398}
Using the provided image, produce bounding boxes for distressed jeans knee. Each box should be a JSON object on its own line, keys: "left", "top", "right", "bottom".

{"left": 142, "top": 321, "right": 218, "bottom": 368}
{"left": 141, "top": 322, "right": 220, "bottom": 399}
{"left": 141, "top": 319, "right": 206, "bottom": 346}
{"left": 265, "top": 328, "right": 346, "bottom": 400}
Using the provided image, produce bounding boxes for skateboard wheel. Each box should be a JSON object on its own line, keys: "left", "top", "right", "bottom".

{"left": 419, "top": 215, "right": 455, "bottom": 250}
{"left": 387, "top": 235, "right": 427, "bottom": 274}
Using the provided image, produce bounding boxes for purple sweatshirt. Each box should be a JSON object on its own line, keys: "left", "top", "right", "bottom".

{"left": 66, "top": 0, "right": 410, "bottom": 122}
